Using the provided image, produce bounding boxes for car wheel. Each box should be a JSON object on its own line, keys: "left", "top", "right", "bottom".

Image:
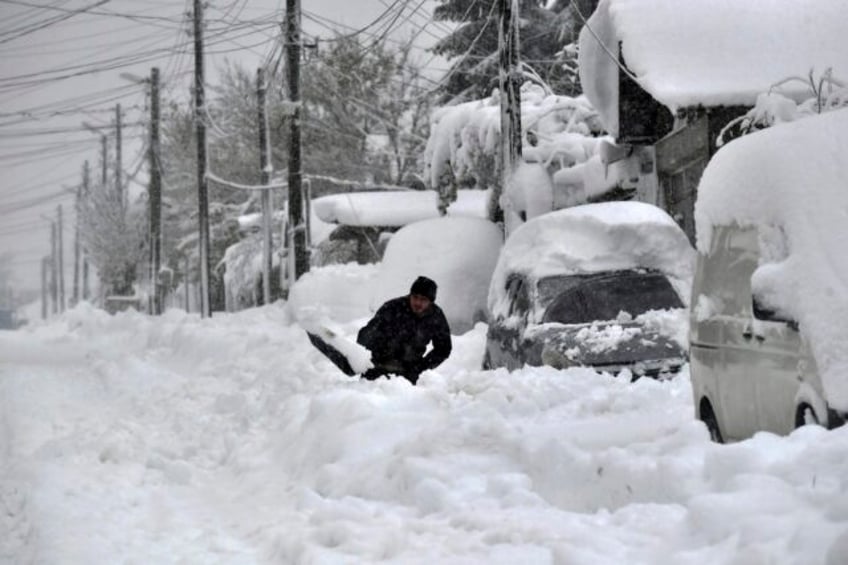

{"left": 699, "top": 399, "right": 724, "bottom": 444}
{"left": 795, "top": 403, "right": 821, "bottom": 429}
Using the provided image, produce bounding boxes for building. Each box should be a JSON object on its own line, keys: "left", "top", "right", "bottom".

{"left": 577, "top": 0, "right": 848, "bottom": 243}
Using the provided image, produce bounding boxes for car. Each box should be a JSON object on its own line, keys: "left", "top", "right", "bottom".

{"left": 689, "top": 108, "right": 848, "bottom": 443}
{"left": 483, "top": 201, "right": 694, "bottom": 378}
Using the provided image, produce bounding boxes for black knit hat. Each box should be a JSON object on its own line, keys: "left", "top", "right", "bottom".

{"left": 410, "top": 276, "right": 437, "bottom": 302}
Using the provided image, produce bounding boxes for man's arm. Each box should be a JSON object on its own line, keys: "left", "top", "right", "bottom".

{"left": 357, "top": 302, "right": 392, "bottom": 357}
{"left": 420, "top": 311, "right": 452, "bottom": 370}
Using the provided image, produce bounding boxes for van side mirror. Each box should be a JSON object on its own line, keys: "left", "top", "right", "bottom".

{"left": 752, "top": 296, "right": 798, "bottom": 331}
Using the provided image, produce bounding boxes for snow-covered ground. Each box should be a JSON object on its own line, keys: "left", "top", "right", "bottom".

{"left": 3, "top": 265, "right": 848, "bottom": 564}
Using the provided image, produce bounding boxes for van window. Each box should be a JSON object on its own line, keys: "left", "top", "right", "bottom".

{"left": 696, "top": 225, "right": 758, "bottom": 316}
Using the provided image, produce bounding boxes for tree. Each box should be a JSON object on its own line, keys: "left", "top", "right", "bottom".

{"left": 431, "top": 0, "right": 588, "bottom": 103}
{"left": 77, "top": 179, "right": 146, "bottom": 298}
{"left": 300, "top": 35, "right": 431, "bottom": 191}
{"left": 156, "top": 35, "right": 431, "bottom": 310}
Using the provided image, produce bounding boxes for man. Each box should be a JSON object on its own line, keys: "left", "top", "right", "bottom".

{"left": 357, "top": 276, "right": 452, "bottom": 384}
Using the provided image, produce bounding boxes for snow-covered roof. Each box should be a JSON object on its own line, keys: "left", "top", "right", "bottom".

{"left": 489, "top": 201, "right": 695, "bottom": 315}
{"left": 579, "top": 0, "right": 848, "bottom": 135}
{"left": 695, "top": 107, "right": 848, "bottom": 410}
{"left": 311, "top": 189, "right": 488, "bottom": 227}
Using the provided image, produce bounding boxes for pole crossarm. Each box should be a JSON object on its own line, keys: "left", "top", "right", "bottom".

{"left": 206, "top": 171, "right": 287, "bottom": 191}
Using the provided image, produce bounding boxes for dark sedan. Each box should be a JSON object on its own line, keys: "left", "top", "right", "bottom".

{"left": 483, "top": 269, "right": 687, "bottom": 379}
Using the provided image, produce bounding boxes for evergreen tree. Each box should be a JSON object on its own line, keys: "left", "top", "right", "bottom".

{"left": 431, "top": 0, "right": 589, "bottom": 103}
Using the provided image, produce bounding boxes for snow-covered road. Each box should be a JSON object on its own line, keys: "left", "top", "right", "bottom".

{"left": 2, "top": 301, "right": 848, "bottom": 564}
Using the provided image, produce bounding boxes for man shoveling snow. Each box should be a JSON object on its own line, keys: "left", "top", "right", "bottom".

{"left": 304, "top": 276, "right": 452, "bottom": 384}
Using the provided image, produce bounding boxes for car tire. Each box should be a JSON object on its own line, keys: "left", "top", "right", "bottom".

{"left": 699, "top": 399, "right": 724, "bottom": 444}
{"left": 795, "top": 403, "right": 821, "bottom": 429}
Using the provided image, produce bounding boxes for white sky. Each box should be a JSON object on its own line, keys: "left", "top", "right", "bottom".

{"left": 0, "top": 0, "right": 447, "bottom": 293}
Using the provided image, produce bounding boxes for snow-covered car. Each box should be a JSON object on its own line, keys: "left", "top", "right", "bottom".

{"left": 483, "top": 202, "right": 695, "bottom": 378}
{"left": 690, "top": 108, "right": 848, "bottom": 442}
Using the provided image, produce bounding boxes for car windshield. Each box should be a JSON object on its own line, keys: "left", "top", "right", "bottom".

{"left": 541, "top": 271, "right": 683, "bottom": 325}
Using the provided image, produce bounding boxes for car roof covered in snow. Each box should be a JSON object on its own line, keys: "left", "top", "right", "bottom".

{"left": 488, "top": 201, "right": 694, "bottom": 316}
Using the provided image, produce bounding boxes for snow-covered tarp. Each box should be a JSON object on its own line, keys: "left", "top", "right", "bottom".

{"left": 311, "top": 189, "right": 488, "bottom": 227}
{"left": 489, "top": 202, "right": 695, "bottom": 321}
{"left": 695, "top": 107, "right": 848, "bottom": 410}
{"left": 579, "top": 0, "right": 848, "bottom": 136}
{"left": 370, "top": 217, "right": 503, "bottom": 334}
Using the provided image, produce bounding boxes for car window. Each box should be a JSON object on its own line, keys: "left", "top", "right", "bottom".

{"left": 505, "top": 276, "right": 530, "bottom": 317}
{"left": 541, "top": 271, "right": 683, "bottom": 324}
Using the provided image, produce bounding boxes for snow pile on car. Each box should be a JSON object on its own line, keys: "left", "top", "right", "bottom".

{"left": 311, "top": 189, "right": 488, "bottom": 228}
{"left": 489, "top": 201, "right": 695, "bottom": 321}
{"left": 695, "top": 107, "right": 848, "bottom": 410}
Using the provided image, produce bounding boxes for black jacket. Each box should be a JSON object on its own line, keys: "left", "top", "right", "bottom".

{"left": 357, "top": 295, "right": 452, "bottom": 377}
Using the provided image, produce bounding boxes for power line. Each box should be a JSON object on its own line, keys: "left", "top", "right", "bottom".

{"left": 0, "top": 0, "right": 110, "bottom": 45}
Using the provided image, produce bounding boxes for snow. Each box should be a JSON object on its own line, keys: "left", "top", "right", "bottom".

{"left": 422, "top": 85, "right": 607, "bottom": 222}
{"left": 578, "top": 0, "right": 848, "bottom": 135}
{"left": 694, "top": 107, "right": 848, "bottom": 411}
{"left": 370, "top": 216, "right": 503, "bottom": 334}
{"left": 488, "top": 201, "right": 695, "bottom": 321}
{"left": 311, "top": 189, "right": 488, "bottom": 228}
{"left": 5, "top": 280, "right": 848, "bottom": 563}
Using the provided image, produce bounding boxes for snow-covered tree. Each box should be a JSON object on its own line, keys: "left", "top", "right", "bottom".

{"left": 301, "top": 35, "right": 431, "bottom": 191}
{"left": 77, "top": 180, "right": 146, "bottom": 298}
{"left": 718, "top": 69, "right": 848, "bottom": 146}
{"left": 431, "top": 0, "right": 585, "bottom": 104}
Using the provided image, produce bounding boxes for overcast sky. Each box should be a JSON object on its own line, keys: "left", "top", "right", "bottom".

{"left": 0, "top": 0, "right": 446, "bottom": 294}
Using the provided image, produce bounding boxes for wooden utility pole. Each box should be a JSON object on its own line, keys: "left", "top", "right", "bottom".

{"left": 49, "top": 221, "right": 57, "bottom": 314}
{"left": 492, "top": 0, "right": 523, "bottom": 228}
{"left": 41, "top": 257, "right": 48, "bottom": 320}
{"left": 257, "top": 67, "right": 273, "bottom": 306}
{"left": 193, "top": 0, "right": 211, "bottom": 317}
{"left": 100, "top": 134, "right": 108, "bottom": 187}
{"left": 286, "top": 0, "right": 309, "bottom": 280}
{"left": 149, "top": 67, "right": 163, "bottom": 315}
{"left": 57, "top": 204, "right": 65, "bottom": 312}
{"left": 73, "top": 163, "right": 87, "bottom": 306}
{"left": 82, "top": 161, "right": 91, "bottom": 301}
{"left": 115, "top": 103, "right": 123, "bottom": 207}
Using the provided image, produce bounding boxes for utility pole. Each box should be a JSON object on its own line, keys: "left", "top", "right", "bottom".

{"left": 193, "top": 0, "right": 212, "bottom": 318}
{"left": 57, "top": 204, "right": 65, "bottom": 312}
{"left": 286, "top": 0, "right": 309, "bottom": 280}
{"left": 115, "top": 103, "right": 123, "bottom": 207}
{"left": 149, "top": 67, "right": 163, "bottom": 315}
{"left": 257, "top": 67, "right": 273, "bottom": 306}
{"left": 49, "top": 220, "right": 57, "bottom": 314}
{"left": 41, "top": 257, "right": 48, "bottom": 320}
{"left": 82, "top": 161, "right": 90, "bottom": 301}
{"left": 73, "top": 163, "right": 87, "bottom": 306}
{"left": 492, "top": 0, "right": 523, "bottom": 229}
{"left": 100, "top": 134, "right": 108, "bottom": 187}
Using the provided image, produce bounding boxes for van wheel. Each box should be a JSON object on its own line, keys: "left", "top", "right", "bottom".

{"left": 795, "top": 403, "right": 821, "bottom": 428}
{"left": 700, "top": 399, "right": 724, "bottom": 444}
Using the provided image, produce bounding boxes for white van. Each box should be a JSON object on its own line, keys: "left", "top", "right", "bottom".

{"left": 689, "top": 108, "right": 848, "bottom": 442}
